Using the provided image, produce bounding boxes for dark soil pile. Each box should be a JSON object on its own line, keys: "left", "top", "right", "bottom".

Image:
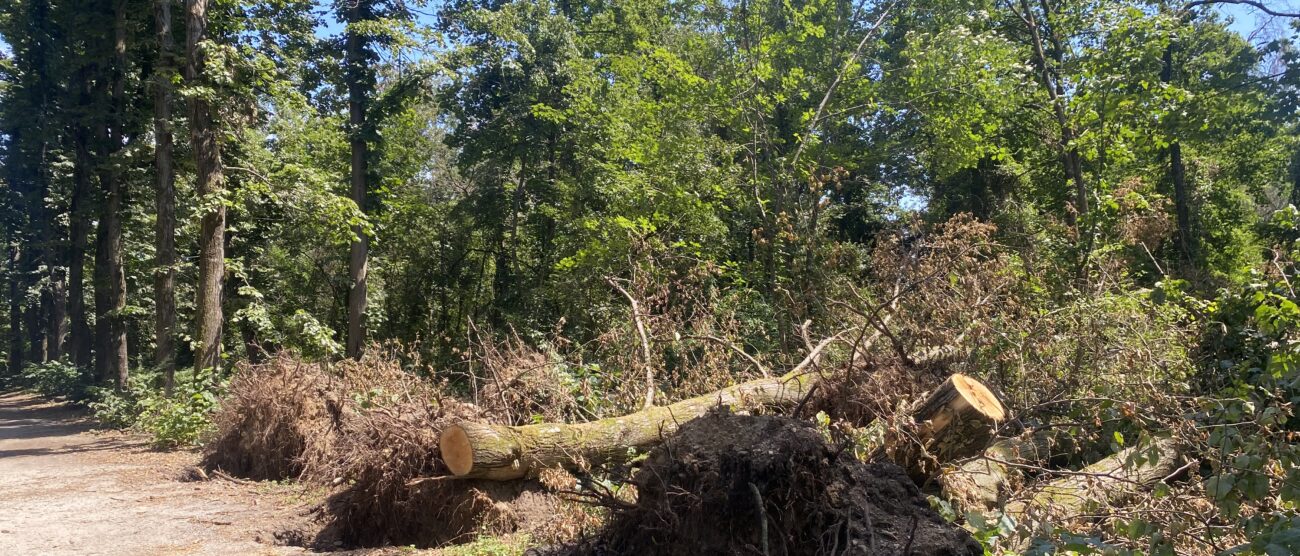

{"left": 554, "top": 411, "right": 981, "bottom": 556}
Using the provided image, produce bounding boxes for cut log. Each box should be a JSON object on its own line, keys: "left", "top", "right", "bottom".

{"left": 938, "top": 430, "right": 1075, "bottom": 516}
{"left": 441, "top": 370, "right": 1005, "bottom": 481}
{"left": 1005, "top": 436, "right": 1184, "bottom": 521}
{"left": 441, "top": 368, "right": 823, "bottom": 480}
{"left": 874, "top": 374, "right": 1009, "bottom": 483}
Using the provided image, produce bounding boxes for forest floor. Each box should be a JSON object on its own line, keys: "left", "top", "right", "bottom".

{"left": 0, "top": 390, "right": 339, "bottom": 556}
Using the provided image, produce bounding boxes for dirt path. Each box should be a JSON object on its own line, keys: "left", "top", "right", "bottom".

{"left": 0, "top": 391, "right": 319, "bottom": 556}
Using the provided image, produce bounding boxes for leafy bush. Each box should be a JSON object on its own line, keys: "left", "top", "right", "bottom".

{"left": 136, "top": 368, "right": 224, "bottom": 448}
{"left": 90, "top": 367, "right": 225, "bottom": 448}
{"left": 87, "top": 373, "right": 154, "bottom": 428}
{"left": 19, "top": 359, "right": 92, "bottom": 400}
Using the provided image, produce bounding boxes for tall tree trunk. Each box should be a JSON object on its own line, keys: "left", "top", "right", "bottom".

{"left": 1019, "top": 0, "right": 1088, "bottom": 225}
{"left": 186, "top": 0, "right": 226, "bottom": 373}
{"left": 44, "top": 271, "right": 65, "bottom": 361}
{"left": 38, "top": 151, "right": 64, "bottom": 363}
{"left": 25, "top": 301, "right": 46, "bottom": 365}
{"left": 93, "top": 209, "right": 111, "bottom": 381}
{"left": 1163, "top": 43, "right": 1194, "bottom": 268}
{"left": 7, "top": 244, "right": 23, "bottom": 375}
{"left": 94, "top": 168, "right": 129, "bottom": 388}
{"left": 344, "top": 2, "right": 370, "bottom": 360}
{"left": 25, "top": 218, "right": 47, "bottom": 364}
{"left": 154, "top": 0, "right": 178, "bottom": 387}
{"left": 93, "top": 0, "right": 131, "bottom": 388}
{"left": 68, "top": 130, "right": 94, "bottom": 370}
{"left": 1170, "top": 141, "right": 1193, "bottom": 264}
{"left": 39, "top": 141, "right": 64, "bottom": 362}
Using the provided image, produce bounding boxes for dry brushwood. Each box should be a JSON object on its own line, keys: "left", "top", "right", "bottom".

{"left": 203, "top": 357, "right": 340, "bottom": 480}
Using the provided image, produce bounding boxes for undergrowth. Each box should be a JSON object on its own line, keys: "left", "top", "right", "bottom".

{"left": 88, "top": 367, "right": 225, "bottom": 448}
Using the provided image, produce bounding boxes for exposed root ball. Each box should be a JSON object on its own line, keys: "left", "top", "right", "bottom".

{"left": 310, "top": 377, "right": 590, "bottom": 548}
{"left": 312, "top": 395, "right": 495, "bottom": 547}
{"left": 203, "top": 351, "right": 591, "bottom": 549}
{"left": 561, "top": 411, "right": 981, "bottom": 556}
{"left": 202, "top": 357, "right": 338, "bottom": 481}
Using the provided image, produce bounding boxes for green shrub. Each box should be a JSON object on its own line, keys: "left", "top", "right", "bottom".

{"left": 87, "top": 373, "right": 154, "bottom": 428}
{"left": 90, "top": 367, "right": 225, "bottom": 448}
{"left": 20, "top": 359, "right": 92, "bottom": 400}
{"left": 136, "top": 368, "right": 225, "bottom": 448}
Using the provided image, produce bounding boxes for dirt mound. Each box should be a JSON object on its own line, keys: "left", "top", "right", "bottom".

{"left": 553, "top": 411, "right": 981, "bottom": 556}
{"left": 203, "top": 356, "right": 340, "bottom": 480}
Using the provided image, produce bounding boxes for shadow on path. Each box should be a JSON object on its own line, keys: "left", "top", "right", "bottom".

{"left": 0, "top": 391, "right": 96, "bottom": 446}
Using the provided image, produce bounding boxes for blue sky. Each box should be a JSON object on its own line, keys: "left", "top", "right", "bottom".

{"left": 1220, "top": 1, "right": 1300, "bottom": 43}
{"left": 0, "top": 1, "right": 1295, "bottom": 54}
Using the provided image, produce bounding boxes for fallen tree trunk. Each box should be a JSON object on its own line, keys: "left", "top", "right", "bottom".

{"left": 1005, "top": 436, "right": 1184, "bottom": 521}
{"left": 873, "top": 374, "right": 1009, "bottom": 483}
{"left": 442, "top": 369, "right": 1006, "bottom": 481}
{"left": 938, "top": 430, "right": 1075, "bottom": 516}
{"left": 441, "top": 368, "right": 822, "bottom": 480}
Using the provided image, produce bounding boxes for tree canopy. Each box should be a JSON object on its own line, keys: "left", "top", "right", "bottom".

{"left": 4, "top": 0, "right": 1300, "bottom": 552}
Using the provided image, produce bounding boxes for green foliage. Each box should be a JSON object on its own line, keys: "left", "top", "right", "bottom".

{"left": 18, "top": 360, "right": 92, "bottom": 400}
{"left": 90, "top": 368, "right": 225, "bottom": 448}
{"left": 0, "top": 0, "right": 1298, "bottom": 552}
{"left": 135, "top": 368, "right": 224, "bottom": 448}
{"left": 86, "top": 374, "right": 151, "bottom": 429}
{"left": 1178, "top": 208, "right": 1300, "bottom": 550}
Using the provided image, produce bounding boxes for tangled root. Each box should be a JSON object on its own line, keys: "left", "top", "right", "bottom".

{"left": 202, "top": 356, "right": 340, "bottom": 481}
{"left": 557, "top": 410, "right": 981, "bottom": 556}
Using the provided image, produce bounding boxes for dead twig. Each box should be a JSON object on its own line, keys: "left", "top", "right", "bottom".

{"left": 607, "top": 276, "right": 656, "bottom": 409}
{"left": 684, "top": 334, "right": 770, "bottom": 378}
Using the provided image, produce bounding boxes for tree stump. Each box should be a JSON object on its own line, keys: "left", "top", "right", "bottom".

{"left": 875, "top": 374, "right": 1008, "bottom": 483}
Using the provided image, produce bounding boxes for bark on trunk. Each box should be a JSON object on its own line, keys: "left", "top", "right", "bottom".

{"left": 154, "top": 0, "right": 178, "bottom": 388}
{"left": 872, "top": 373, "right": 1008, "bottom": 483}
{"left": 938, "top": 430, "right": 1075, "bottom": 516}
{"left": 441, "top": 367, "right": 826, "bottom": 480}
{"left": 67, "top": 115, "right": 94, "bottom": 371}
{"left": 1018, "top": 0, "right": 1087, "bottom": 225}
{"left": 92, "top": 0, "right": 131, "bottom": 388}
{"left": 1163, "top": 44, "right": 1194, "bottom": 267}
{"left": 442, "top": 370, "right": 1005, "bottom": 481}
{"left": 39, "top": 173, "right": 64, "bottom": 362}
{"left": 7, "top": 244, "right": 23, "bottom": 375}
{"left": 344, "top": 2, "right": 370, "bottom": 360}
{"left": 93, "top": 209, "right": 111, "bottom": 381}
{"left": 45, "top": 270, "right": 66, "bottom": 361}
{"left": 95, "top": 168, "right": 130, "bottom": 388}
{"left": 186, "top": 0, "right": 226, "bottom": 373}
{"left": 1170, "top": 141, "right": 1193, "bottom": 265}
{"left": 26, "top": 294, "right": 46, "bottom": 365}
{"left": 1005, "top": 436, "right": 1184, "bottom": 521}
